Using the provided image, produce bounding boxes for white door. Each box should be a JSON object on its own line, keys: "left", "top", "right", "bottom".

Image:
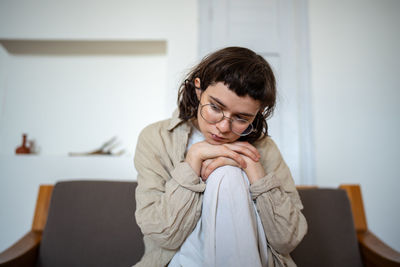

{"left": 198, "top": 0, "right": 314, "bottom": 185}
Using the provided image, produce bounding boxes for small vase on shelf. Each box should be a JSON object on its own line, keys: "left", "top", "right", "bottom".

{"left": 15, "top": 134, "right": 31, "bottom": 154}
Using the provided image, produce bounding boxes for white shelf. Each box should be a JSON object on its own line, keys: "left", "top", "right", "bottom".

{"left": 0, "top": 39, "right": 167, "bottom": 55}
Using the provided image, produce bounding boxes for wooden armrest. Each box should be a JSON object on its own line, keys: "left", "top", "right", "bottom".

{"left": 0, "top": 231, "right": 42, "bottom": 267}
{"left": 358, "top": 230, "right": 400, "bottom": 267}
{"left": 340, "top": 184, "right": 400, "bottom": 266}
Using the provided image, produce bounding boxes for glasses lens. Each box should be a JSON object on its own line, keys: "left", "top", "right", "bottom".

{"left": 232, "top": 121, "right": 253, "bottom": 136}
{"left": 200, "top": 104, "right": 254, "bottom": 136}
{"left": 200, "top": 104, "right": 223, "bottom": 123}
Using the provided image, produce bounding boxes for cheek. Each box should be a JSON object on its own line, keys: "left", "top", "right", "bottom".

{"left": 198, "top": 117, "right": 209, "bottom": 132}
{"left": 228, "top": 135, "right": 241, "bottom": 143}
{"left": 196, "top": 110, "right": 208, "bottom": 131}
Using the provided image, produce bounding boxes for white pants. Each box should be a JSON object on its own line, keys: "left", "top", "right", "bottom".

{"left": 169, "top": 166, "right": 268, "bottom": 267}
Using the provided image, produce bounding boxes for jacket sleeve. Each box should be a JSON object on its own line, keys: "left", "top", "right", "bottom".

{"left": 134, "top": 125, "right": 206, "bottom": 250}
{"left": 250, "top": 138, "right": 308, "bottom": 255}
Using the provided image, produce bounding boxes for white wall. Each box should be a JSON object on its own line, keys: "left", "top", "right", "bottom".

{"left": 0, "top": 43, "right": 168, "bottom": 156}
{"left": 0, "top": 0, "right": 198, "bottom": 251}
{"left": 198, "top": 0, "right": 314, "bottom": 185}
{"left": 2, "top": 0, "right": 399, "bottom": 256}
{"left": 309, "top": 0, "right": 400, "bottom": 251}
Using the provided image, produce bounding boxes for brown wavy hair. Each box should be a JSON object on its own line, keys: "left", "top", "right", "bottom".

{"left": 177, "top": 47, "right": 276, "bottom": 143}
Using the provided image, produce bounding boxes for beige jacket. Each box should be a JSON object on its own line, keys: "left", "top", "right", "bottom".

{"left": 134, "top": 111, "right": 307, "bottom": 267}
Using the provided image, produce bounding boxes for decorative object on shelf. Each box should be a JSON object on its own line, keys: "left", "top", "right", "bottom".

{"left": 69, "top": 136, "right": 125, "bottom": 156}
{"left": 15, "top": 133, "right": 31, "bottom": 154}
{"left": 28, "top": 139, "right": 39, "bottom": 154}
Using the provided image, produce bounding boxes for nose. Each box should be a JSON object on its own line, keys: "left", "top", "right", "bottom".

{"left": 215, "top": 117, "right": 231, "bottom": 133}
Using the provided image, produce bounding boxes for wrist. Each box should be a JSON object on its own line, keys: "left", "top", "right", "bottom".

{"left": 185, "top": 150, "right": 201, "bottom": 177}
{"left": 246, "top": 165, "right": 266, "bottom": 184}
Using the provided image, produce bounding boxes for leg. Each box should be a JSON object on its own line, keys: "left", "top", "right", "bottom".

{"left": 202, "top": 166, "right": 266, "bottom": 267}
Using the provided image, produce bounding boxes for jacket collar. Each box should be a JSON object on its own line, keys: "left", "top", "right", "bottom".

{"left": 167, "top": 109, "right": 185, "bottom": 131}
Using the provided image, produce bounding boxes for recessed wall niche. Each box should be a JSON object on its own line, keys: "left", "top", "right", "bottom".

{"left": 0, "top": 39, "right": 168, "bottom": 156}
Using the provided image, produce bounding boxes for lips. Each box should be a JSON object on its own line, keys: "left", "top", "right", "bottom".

{"left": 210, "top": 133, "right": 226, "bottom": 142}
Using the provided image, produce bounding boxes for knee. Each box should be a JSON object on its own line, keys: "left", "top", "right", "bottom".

{"left": 208, "top": 165, "right": 243, "bottom": 179}
{"left": 207, "top": 165, "right": 247, "bottom": 189}
{"left": 205, "top": 165, "right": 250, "bottom": 198}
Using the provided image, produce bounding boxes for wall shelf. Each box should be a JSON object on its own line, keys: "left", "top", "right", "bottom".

{"left": 0, "top": 39, "right": 167, "bottom": 55}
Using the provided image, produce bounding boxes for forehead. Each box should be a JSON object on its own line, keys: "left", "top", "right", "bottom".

{"left": 203, "top": 82, "right": 260, "bottom": 115}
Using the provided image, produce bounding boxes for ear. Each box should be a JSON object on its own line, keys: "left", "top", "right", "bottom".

{"left": 194, "top": 77, "right": 201, "bottom": 88}
{"left": 194, "top": 78, "right": 201, "bottom": 101}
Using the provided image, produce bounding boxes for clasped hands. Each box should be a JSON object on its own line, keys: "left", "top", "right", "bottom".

{"left": 185, "top": 141, "right": 266, "bottom": 184}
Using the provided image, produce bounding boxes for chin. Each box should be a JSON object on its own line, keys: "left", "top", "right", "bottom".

{"left": 206, "top": 138, "right": 224, "bottom": 145}
{"left": 207, "top": 134, "right": 237, "bottom": 145}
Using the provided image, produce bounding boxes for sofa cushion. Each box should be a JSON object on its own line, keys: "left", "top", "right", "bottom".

{"left": 291, "top": 188, "right": 363, "bottom": 267}
{"left": 37, "top": 180, "right": 144, "bottom": 267}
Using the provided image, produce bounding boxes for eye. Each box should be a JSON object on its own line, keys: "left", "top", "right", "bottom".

{"left": 234, "top": 114, "right": 243, "bottom": 120}
{"left": 234, "top": 117, "right": 250, "bottom": 125}
{"left": 210, "top": 103, "right": 221, "bottom": 112}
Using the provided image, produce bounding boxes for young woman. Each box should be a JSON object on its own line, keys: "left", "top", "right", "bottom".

{"left": 134, "top": 47, "right": 307, "bottom": 267}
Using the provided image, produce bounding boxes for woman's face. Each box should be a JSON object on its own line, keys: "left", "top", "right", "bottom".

{"left": 194, "top": 80, "right": 261, "bottom": 145}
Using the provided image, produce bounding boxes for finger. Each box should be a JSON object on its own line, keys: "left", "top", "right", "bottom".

{"left": 221, "top": 147, "right": 247, "bottom": 168}
{"left": 201, "top": 159, "right": 213, "bottom": 178}
{"left": 200, "top": 157, "right": 220, "bottom": 181}
{"left": 204, "top": 157, "right": 240, "bottom": 179}
{"left": 234, "top": 141, "right": 261, "bottom": 159}
{"left": 241, "top": 142, "right": 261, "bottom": 157}
{"left": 224, "top": 143, "right": 260, "bottom": 161}
{"left": 203, "top": 160, "right": 218, "bottom": 179}
{"left": 224, "top": 143, "right": 257, "bottom": 159}
{"left": 197, "top": 143, "right": 246, "bottom": 168}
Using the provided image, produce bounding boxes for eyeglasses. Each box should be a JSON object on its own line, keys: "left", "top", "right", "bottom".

{"left": 199, "top": 103, "right": 255, "bottom": 136}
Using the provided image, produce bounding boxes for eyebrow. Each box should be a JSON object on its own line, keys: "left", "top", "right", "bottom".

{"left": 208, "top": 95, "right": 257, "bottom": 117}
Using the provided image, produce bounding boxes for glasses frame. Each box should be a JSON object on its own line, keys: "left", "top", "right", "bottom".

{"left": 199, "top": 103, "right": 255, "bottom": 136}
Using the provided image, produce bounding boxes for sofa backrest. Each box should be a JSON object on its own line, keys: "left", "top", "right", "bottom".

{"left": 37, "top": 181, "right": 364, "bottom": 267}
{"left": 37, "top": 181, "right": 144, "bottom": 267}
{"left": 291, "top": 188, "right": 363, "bottom": 267}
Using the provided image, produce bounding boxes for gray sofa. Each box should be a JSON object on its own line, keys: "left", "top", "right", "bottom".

{"left": 0, "top": 181, "right": 399, "bottom": 267}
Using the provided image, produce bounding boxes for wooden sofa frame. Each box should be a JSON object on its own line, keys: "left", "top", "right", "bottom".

{"left": 0, "top": 184, "right": 399, "bottom": 266}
